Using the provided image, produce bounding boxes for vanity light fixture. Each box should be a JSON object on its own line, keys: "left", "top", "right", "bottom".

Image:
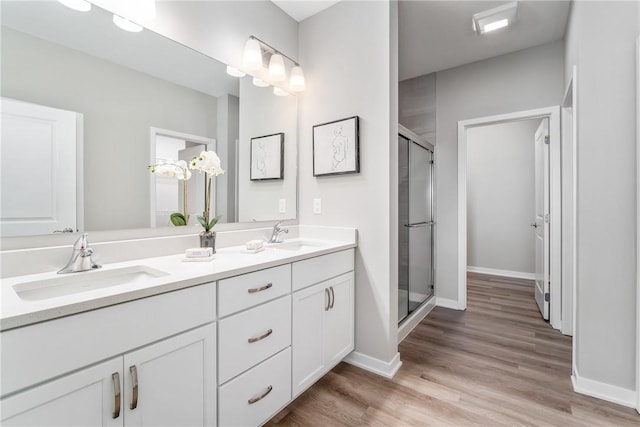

{"left": 226, "top": 66, "right": 246, "bottom": 77}
{"left": 243, "top": 35, "right": 306, "bottom": 92}
{"left": 56, "top": 0, "right": 92, "bottom": 12}
{"left": 112, "top": 0, "right": 156, "bottom": 33}
{"left": 472, "top": 1, "right": 518, "bottom": 35}
{"left": 253, "top": 77, "right": 270, "bottom": 88}
{"left": 273, "top": 87, "right": 290, "bottom": 97}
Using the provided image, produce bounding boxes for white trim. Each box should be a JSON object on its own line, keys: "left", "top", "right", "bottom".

{"left": 435, "top": 297, "right": 463, "bottom": 310}
{"left": 458, "top": 106, "right": 562, "bottom": 330}
{"left": 572, "top": 370, "right": 637, "bottom": 409}
{"left": 398, "top": 296, "right": 436, "bottom": 343}
{"left": 148, "top": 127, "right": 216, "bottom": 228}
{"left": 467, "top": 266, "right": 535, "bottom": 281}
{"left": 343, "top": 351, "right": 402, "bottom": 379}
{"left": 635, "top": 36, "right": 640, "bottom": 414}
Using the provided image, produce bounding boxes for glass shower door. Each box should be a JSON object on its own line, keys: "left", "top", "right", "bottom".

{"left": 398, "top": 133, "right": 434, "bottom": 324}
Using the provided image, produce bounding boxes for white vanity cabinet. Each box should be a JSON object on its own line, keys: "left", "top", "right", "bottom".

{"left": 291, "top": 251, "right": 355, "bottom": 397}
{"left": 1, "top": 284, "right": 217, "bottom": 426}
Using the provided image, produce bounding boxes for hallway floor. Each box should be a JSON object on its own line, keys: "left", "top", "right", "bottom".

{"left": 268, "top": 272, "right": 639, "bottom": 426}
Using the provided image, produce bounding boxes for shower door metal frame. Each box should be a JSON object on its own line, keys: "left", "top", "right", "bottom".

{"left": 398, "top": 124, "right": 436, "bottom": 325}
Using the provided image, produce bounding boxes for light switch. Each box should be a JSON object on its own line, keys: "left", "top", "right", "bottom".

{"left": 279, "top": 199, "right": 286, "bottom": 213}
{"left": 313, "top": 198, "right": 322, "bottom": 214}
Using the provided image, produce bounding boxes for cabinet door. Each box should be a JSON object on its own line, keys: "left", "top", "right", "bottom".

{"left": 323, "top": 272, "right": 355, "bottom": 367}
{"left": 1, "top": 357, "right": 123, "bottom": 427}
{"left": 124, "top": 323, "right": 216, "bottom": 427}
{"left": 291, "top": 282, "right": 327, "bottom": 397}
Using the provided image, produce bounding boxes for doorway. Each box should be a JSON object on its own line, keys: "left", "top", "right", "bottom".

{"left": 457, "top": 106, "right": 566, "bottom": 331}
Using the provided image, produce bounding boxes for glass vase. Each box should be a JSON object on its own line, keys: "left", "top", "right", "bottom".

{"left": 199, "top": 231, "right": 216, "bottom": 254}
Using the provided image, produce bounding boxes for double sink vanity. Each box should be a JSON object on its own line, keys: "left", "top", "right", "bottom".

{"left": 0, "top": 228, "right": 357, "bottom": 426}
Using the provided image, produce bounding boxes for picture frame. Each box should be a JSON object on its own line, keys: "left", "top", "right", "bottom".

{"left": 313, "top": 116, "right": 360, "bottom": 176}
{"left": 250, "top": 133, "right": 284, "bottom": 180}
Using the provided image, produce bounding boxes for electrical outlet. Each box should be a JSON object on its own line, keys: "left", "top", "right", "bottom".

{"left": 313, "top": 198, "right": 322, "bottom": 214}
{"left": 279, "top": 199, "right": 286, "bottom": 213}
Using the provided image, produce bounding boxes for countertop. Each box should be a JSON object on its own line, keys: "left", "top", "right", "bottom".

{"left": 0, "top": 238, "right": 356, "bottom": 331}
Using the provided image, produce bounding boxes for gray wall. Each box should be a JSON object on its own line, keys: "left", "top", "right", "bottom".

{"left": 1, "top": 27, "right": 217, "bottom": 232}
{"left": 434, "top": 40, "right": 564, "bottom": 301}
{"left": 564, "top": 0, "right": 638, "bottom": 392}
{"left": 299, "top": 1, "right": 399, "bottom": 365}
{"left": 399, "top": 73, "right": 435, "bottom": 143}
{"left": 467, "top": 120, "right": 539, "bottom": 275}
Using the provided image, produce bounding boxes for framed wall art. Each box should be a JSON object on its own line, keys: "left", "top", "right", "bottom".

{"left": 313, "top": 116, "right": 360, "bottom": 176}
{"left": 250, "top": 133, "right": 284, "bottom": 180}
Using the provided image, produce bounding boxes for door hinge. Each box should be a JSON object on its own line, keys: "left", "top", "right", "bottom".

{"left": 545, "top": 292, "right": 550, "bottom": 302}
{"left": 429, "top": 160, "right": 434, "bottom": 164}
{"left": 544, "top": 213, "right": 550, "bottom": 223}
{"left": 544, "top": 135, "right": 550, "bottom": 144}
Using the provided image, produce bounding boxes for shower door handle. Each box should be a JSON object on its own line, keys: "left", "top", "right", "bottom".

{"left": 404, "top": 221, "right": 435, "bottom": 228}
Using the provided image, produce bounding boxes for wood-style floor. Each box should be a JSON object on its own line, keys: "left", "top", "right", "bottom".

{"left": 268, "top": 272, "right": 639, "bottom": 426}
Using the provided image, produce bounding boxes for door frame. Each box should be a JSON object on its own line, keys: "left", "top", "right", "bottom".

{"left": 457, "top": 106, "right": 563, "bottom": 331}
{"left": 149, "top": 127, "right": 215, "bottom": 227}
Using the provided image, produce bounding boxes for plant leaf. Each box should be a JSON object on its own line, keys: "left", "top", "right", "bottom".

{"left": 196, "top": 215, "right": 207, "bottom": 229}
{"left": 208, "top": 215, "right": 221, "bottom": 230}
{"left": 170, "top": 213, "right": 187, "bottom": 226}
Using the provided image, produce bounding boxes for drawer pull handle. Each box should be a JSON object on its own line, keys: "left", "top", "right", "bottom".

{"left": 248, "top": 283, "right": 273, "bottom": 293}
{"left": 129, "top": 365, "right": 139, "bottom": 410}
{"left": 248, "top": 328, "right": 273, "bottom": 343}
{"left": 325, "top": 288, "right": 330, "bottom": 311}
{"left": 112, "top": 372, "right": 121, "bottom": 419}
{"left": 329, "top": 286, "right": 335, "bottom": 309}
{"left": 248, "top": 385, "right": 273, "bottom": 404}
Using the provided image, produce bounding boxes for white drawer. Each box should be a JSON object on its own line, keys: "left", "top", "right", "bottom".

{"left": 218, "top": 295, "right": 291, "bottom": 384}
{"left": 218, "top": 348, "right": 291, "bottom": 427}
{"left": 218, "top": 264, "right": 291, "bottom": 317}
{"left": 292, "top": 248, "right": 354, "bottom": 291}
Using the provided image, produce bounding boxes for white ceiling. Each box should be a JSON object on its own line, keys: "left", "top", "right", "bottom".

{"left": 399, "top": 0, "right": 571, "bottom": 81}
{"left": 271, "top": 0, "right": 341, "bottom": 22}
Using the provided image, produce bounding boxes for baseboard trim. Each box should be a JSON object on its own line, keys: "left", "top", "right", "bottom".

{"left": 398, "top": 296, "right": 435, "bottom": 343}
{"left": 436, "top": 297, "right": 463, "bottom": 310}
{"left": 343, "top": 351, "right": 402, "bottom": 379}
{"left": 571, "top": 371, "right": 636, "bottom": 408}
{"left": 467, "top": 266, "right": 535, "bottom": 280}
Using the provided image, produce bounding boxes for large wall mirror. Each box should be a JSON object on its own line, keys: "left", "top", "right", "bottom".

{"left": 0, "top": 1, "right": 297, "bottom": 238}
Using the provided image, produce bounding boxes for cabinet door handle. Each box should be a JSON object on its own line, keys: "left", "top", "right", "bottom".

{"left": 325, "top": 288, "right": 330, "bottom": 311}
{"left": 129, "top": 365, "right": 139, "bottom": 410}
{"left": 329, "top": 286, "right": 335, "bottom": 309}
{"left": 112, "top": 372, "right": 121, "bottom": 419}
{"left": 248, "top": 283, "right": 273, "bottom": 293}
{"left": 248, "top": 385, "right": 273, "bottom": 404}
{"left": 248, "top": 328, "right": 273, "bottom": 343}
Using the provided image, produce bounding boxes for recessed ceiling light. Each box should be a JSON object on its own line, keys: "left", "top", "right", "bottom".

{"left": 472, "top": 1, "right": 518, "bottom": 35}
{"left": 226, "top": 66, "right": 246, "bottom": 77}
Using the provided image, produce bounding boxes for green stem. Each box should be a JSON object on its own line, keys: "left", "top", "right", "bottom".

{"left": 205, "top": 175, "right": 212, "bottom": 231}
{"left": 183, "top": 177, "right": 189, "bottom": 224}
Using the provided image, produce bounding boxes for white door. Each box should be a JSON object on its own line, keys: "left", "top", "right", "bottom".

{"left": 123, "top": 324, "right": 216, "bottom": 427}
{"left": 292, "top": 282, "right": 326, "bottom": 397}
{"left": 1, "top": 357, "right": 123, "bottom": 426}
{"left": 323, "top": 272, "right": 355, "bottom": 367}
{"left": 1, "top": 98, "right": 78, "bottom": 236}
{"left": 179, "top": 145, "right": 206, "bottom": 224}
{"left": 534, "top": 118, "right": 550, "bottom": 320}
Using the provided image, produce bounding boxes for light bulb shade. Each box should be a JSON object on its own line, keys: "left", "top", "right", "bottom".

{"left": 253, "top": 77, "right": 270, "bottom": 88}
{"left": 243, "top": 39, "right": 263, "bottom": 70}
{"left": 268, "top": 54, "right": 286, "bottom": 82}
{"left": 57, "top": 0, "right": 92, "bottom": 12}
{"left": 226, "top": 66, "right": 246, "bottom": 77}
{"left": 289, "top": 66, "right": 306, "bottom": 92}
{"left": 113, "top": 15, "right": 144, "bottom": 32}
{"left": 273, "top": 87, "right": 289, "bottom": 97}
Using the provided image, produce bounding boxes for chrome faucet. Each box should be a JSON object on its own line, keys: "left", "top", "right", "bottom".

{"left": 58, "top": 233, "right": 101, "bottom": 274}
{"left": 268, "top": 221, "right": 289, "bottom": 244}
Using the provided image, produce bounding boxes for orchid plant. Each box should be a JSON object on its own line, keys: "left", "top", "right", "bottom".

{"left": 189, "top": 150, "right": 224, "bottom": 234}
{"left": 148, "top": 160, "right": 192, "bottom": 226}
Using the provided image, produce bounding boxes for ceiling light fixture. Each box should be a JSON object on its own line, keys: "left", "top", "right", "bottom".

{"left": 253, "top": 77, "right": 270, "bottom": 88}
{"left": 226, "top": 66, "right": 246, "bottom": 77}
{"left": 472, "top": 1, "right": 518, "bottom": 35}
{"left": 112, "top": 0, "right": 156, "bottom": 33}
{"left": 243, "top": 35, "right": 305, "bottom": 92}
{"left": 113, "top": 15, "right": 143, "bottom": 32}
{"left": 273, "top": 87, "right": 290, "bottom": 97}
{"left": 56, "top": 0, "right": 92, "bottom": 12}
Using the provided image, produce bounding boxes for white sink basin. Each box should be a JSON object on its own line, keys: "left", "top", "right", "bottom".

{"left": 13, "top": 266, "right": 170, "bottom": 301}
{"left": 269, "top": 241, "right": 324, "bottom": 251}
